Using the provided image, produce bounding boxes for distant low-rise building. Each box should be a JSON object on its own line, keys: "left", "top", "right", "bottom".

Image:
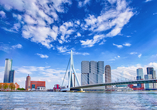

{"left": 53, "top": 84, "right": 60, "bottom": 92}
{"left": 31, "top": 81, "right": 46, "bottom": 90}
{"left": 25, "top": 74, "right": 46, "bottom": 91}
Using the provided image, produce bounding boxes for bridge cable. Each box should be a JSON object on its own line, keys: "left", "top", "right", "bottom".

{"left": 62, "top": 58, "right": 70, "bottom": 86}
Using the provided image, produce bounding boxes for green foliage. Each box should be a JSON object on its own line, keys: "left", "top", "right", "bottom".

{"left": 0, "top": 83, "right": 3, "bottom": 89}
{"left": 9, "top": 83, "right": 15, "bottom": 91}
{"left": 17, "top": 88, "right": 25, "bottom": 90}
{"left": 3, "top": 83, "right": 8, "bottom": 90}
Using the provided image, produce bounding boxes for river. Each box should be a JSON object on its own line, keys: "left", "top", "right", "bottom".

{"left": 0, "top": 91, "right": 157, "bottom": 110}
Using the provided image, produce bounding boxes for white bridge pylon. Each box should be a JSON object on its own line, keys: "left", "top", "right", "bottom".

{"left": 62, "top": 50, "right": 81, "bottom": 91}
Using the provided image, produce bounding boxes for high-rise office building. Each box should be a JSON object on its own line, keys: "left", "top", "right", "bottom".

{"left": 153, "top": 70, "right": 156, "bottom": 79}
{"left": 89, "top": 61, "right": 97, "bottom": 84}
{"left": 25, "top": 74, "right": 31, "bottom": 90}
{"left": 105, "top": 65, "right": 111, "bottom": 83}
{"left": 9, "top": 70, "right": 15, "bottom": 83}
{"left": 89, "top": 61, "right": 97, "bottom": 74}
{"left": 136, "top": 68, "right": 144, "bottom": 88}
{"left": 105, "top": 65, "right": 111, "bottom": 89}
{"left": 81, "top": 73, "right": 89, "bottom": 85}
{"left": 147, "top": 67, "right": 154, "bottom": 78}
{"left": 81, "top": 61, "right": 89, "bottom": 86}
{"left": 81, "top": 61, "right": 89, "bottom": 73}
{"left": 97, "top": 61, "right": 104, "bottom": 74}
{"left": 4, "top": 59, "right": 12, "bottom": 83}
{"left": 153, "top": 70, "right": 157, "bottom": 89}
{"left": 145, "top": 67, "right": 157, "bottom": 89}
{"left": 97, "top": 61, "right": 104, "bottom": 83}
{"left": 81, "top": 61, "right": 104, "bottom": 85}
{"left": 137, "top": 68, "right": 144, "bottom": 79}
{"left": 144, "top": 74, "right": 153, "bottom": 89}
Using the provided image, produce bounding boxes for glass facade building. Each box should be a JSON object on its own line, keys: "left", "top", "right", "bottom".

{"left": 137, "top": 68, "right": 144, "bottom": 79}
{"left": 144, "top": 74, "right": 153, "bottom": 89}
{"left": 81, "top": 61, "right": 104, "bottom": 85}
{"left": 9, "top": 70, "right": 15, "bottom": 83}
{"left": 147, "top": 67, "right": 154, "bottom": 78}
{"left": 3, "top": 59, "right": 12, "bottom": 83}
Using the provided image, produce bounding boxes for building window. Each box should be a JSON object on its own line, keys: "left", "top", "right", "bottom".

{"left": 32, "top": 84, "right": 35, "bottom": 89}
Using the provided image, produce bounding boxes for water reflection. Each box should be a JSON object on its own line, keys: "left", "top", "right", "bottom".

{"left": 0, "top": 91, "right": 157, "bottom": 109}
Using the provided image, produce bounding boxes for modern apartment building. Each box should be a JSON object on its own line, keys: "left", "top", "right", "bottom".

{"left": 81, "top": 61, "right": 104, "bottom": 85}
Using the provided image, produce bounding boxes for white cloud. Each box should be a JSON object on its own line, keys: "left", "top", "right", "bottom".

{"left": 12, "top": 44, "right": 22, "bottom": 49}
{"left": 138, "top": 54, "right": 142, "bottom": 58}
{"left": 130, "top": 52, "right": 138, "bottom": 55}
{"left": 22, "top": 25, "right": 57, "bottom": 48}
{"left": 153, "top": 13, "right": 157, "bottom": 15}
{"left": 109, "top": 55, "right": 120, "bottom": 61}
{"left": 56, "top": 46, "right": 90, "bottom": 56}
{"left": 0, "top": 43, "right": 22, "bottom": 53}
{"left": 77, "top": 32, "right": 81, "bottom": 37}
{"left": 78, "top": 0, "right": 90, "bottom": 7}
{"left": 37, "top": 53, "right": 49, "bottom": 58}
{"left": 99, "top": 40, "right": 106, "bottom": 45}
{"left": 59, "top": 21, "right": 75, "bottom": 43}
{"left": 126, "top": 35, "right": 131, "bottom": 37}
{"left": 113, "top": 43, "right": 123, "bottom": 48}
{"left": 0, "top": 0, "right": 134, "bottom": 50}
{"left": 1, "top": 27, "right": 17, "bottom": 33}
{"left": 108, "top": 0, "right": 117, "bottom": 4}
{"left": 81, "top": 34, "right": 105, "bottom": 47}
{"left": 24, "top": 14, "right": 37, "bottom": 24}
{"left": 0, "top": 0, "right": 71, "bottom": 49}
{"left": 13, "top": 13, "right": 22, "bottom": 21}
{"left": 145, "top": 0, "right": 152, "bottom": 2}
{"left": 112, "top": 62, "right": 157, "bottom": 81}
{"left": 123, "top": 43, "right": 131, "bottom": 47}
{"left": 57, "top": 46, "right": 68, "bottom": 53}
{"left": 0, "top": 11, "right": 6, "bottom": 18}
{"left": 9, "top": 66, "right": 67, "bottom": 88}
{"left": 67, "top": 51, "right": 90, "bottom": 56}
{"left": 81, "top": 0, "right": 134, "bottom": 47}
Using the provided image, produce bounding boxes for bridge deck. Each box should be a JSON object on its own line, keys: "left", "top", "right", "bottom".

{"left": 70, "top": 79, "right": 157, "bottom": 90}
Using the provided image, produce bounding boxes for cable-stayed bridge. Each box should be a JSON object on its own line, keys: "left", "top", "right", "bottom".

{"left": 70, "top": 79, "right": 157, "bottom": 90}
{"left": 61, "top": 50, "right": 157, "bottom": 92}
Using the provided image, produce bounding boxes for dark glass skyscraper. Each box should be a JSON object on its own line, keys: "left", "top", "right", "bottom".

{"left": 9, "top": 70, "right": 15, "bottom": 83}
{"left": 147, "top": 67, "right": 154, "bottom": 78}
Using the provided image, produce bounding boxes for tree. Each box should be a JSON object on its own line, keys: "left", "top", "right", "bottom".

{"left": 17, "top": 88, "right": 25, "bottom": 90}
{"left": 0, "top": 83, "right": 3, "bottom": 90}
{"left": 9, "top": 83, "right": 15, "bottom": 91}
{"left": 3, "top": 83, "right": 8, "bottom": 90}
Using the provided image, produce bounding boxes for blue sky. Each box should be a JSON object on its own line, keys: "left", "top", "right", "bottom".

{"left": 0, "top": 0, "right": 157, "bottom": 89}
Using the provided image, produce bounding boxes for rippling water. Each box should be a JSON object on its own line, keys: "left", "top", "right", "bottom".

{"left": 0, "top": 91, "right": 157, "bottom": 110}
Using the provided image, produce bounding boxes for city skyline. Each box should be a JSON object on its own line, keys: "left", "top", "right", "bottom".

{"left": 0, "top": 0, "right": 157, "bottom": 89}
